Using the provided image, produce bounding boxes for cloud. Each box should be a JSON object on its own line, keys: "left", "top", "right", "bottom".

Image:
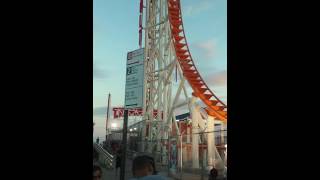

{"left": 205, "top": 70, "right": 227, "bottom": 87}
{"left": 93, "top": 106, "right": 122, "bottom": 117}
{"left": 193, "top": 39, "right": 216, "bottom": 59}
{"left": 93, "top": 64, "right": 108, "bottom": 79}
{"left": 183, "top": 0, "right": 213, "bottom": 16}
{"left": 93, "top": 106, "right": 107, "bottom": 116}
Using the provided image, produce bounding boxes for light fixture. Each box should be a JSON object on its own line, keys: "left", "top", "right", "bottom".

{"left": 111, "top": 123, "right": 117, "bottom": 128}
{"left": 134, "top": 127, "right": 137, "bottom": 130}
{"left": 130, "top": 128, "right": 133, "bottom": 132}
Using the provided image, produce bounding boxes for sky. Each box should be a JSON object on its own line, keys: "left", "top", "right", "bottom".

{"left": 93, "top": 0, "right": 227, "bottom": 141}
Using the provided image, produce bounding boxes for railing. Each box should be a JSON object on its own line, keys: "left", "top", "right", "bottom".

{"left": 215, "top": 135, "right": 227, "bottom": 145}
{"left": 93, "top": 142, "right": 114, "bottom": 169}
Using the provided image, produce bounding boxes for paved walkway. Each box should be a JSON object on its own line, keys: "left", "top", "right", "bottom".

{"left": 93, "top": 144, "right": 210, "bottom": 180}
{"left": 96, "top": 159, "right": 209, "bottom": 180}
{"left": 98, "top": 159, "right": 134, "bottom": 180}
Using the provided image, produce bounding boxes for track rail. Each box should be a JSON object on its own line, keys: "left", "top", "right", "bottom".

{"left": 167, "top": 0, "right": 227, "bottom": 121}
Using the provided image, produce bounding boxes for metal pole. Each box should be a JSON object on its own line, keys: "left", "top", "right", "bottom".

{"left": 201, "top": 131, "right": 204, "bottom": 180}
{"left": 180, "top": 133, "right": 183, "bottom": 180}
{"left": 106, "top": 93, "right": 111, "bottom": 141}
{"left": 167, "top": 131, "right": 171, "bottom": 177}
{"left": 120, "top": 109, "right": 129, "bottom": 180}
{"left": 139, "top": 0, "right": 143, "bottom": 48}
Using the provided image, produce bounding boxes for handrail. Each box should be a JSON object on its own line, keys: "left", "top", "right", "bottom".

{"left": 94, "top": 143, "right": 114, "bottom": 158}
{"left": 93, "top": 143, "right": 114, "bottom": 169}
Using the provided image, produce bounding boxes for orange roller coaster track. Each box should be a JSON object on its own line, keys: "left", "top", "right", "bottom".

{"left": 167, "top": 0, "right": 227, "bottom": 121}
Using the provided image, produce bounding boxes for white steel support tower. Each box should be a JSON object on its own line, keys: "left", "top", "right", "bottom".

{"left": 142, "top": 0, "right": 183, "bottom": 163}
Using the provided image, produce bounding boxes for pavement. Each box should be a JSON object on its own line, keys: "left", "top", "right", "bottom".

{"left": 96, "top": 158, "right": 209, "bottom": 180}
{"left": 98, "top": 158, "right": 134, "bottom": 180}
{"left": 93, "top": 145, "right": 211, "bottom": 180}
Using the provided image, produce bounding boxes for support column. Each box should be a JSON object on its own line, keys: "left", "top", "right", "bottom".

{"left": 203, "top": 149, "right": 207, "bottom": 170}
{"left": 156, "top": 124, "right": 161, "bottom": 162}
{"left": 220, "top": 123, "right": 225, "bottom": 162}
{"left": 221, "top": 122, "right": 225, "bottom": 145}
{"left": 224, "top": 144, "right": 227, "bottom": 165}
{"left": 162, "top": 143, "right": 168, "bottom": 165}
{"left": 147, "top": 124, "right": 153, "bottom": 153}
{"left": 207, "top": 115, "right": 215, "bottom": 169}
{"left": 141, "top": 123, "right": 146, "bottom": 152}
{"left": 191, "top": 104, "right": 200, "bottom": 169}
{"left": 182, "top": 146, "right": 187, "bottom": 164}
{"left": 178, "top": 142, "right": 182, "bottom": 168}
{"left": 187, "top": 126, "right": 190, "bottom": 143}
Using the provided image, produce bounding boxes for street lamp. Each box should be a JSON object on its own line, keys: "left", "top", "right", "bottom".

{"left": 111, "top": 123, "right": 117, "bottom": 129}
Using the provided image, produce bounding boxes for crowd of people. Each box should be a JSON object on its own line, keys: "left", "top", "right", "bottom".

{"left": 93, "top": 150, "right": 166, "bottom": 180}
{"left": 93, "top": 144, "right": 225, "bottom": 180}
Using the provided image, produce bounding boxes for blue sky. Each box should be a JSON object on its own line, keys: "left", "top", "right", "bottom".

{"left": 93, "top": 0, "right": 227, "bottom": 140}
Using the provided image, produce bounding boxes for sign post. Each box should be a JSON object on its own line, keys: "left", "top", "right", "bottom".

{"left": 120, "top": 109, "right": 128, "bottom": 180}
{"left": 120, "top": 48, "right": 145, "bottom": 180}
{"left": 106, "top": 93, "right": 111, "bottom": 142}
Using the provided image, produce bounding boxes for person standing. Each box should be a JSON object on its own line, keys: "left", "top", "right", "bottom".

{"left": 93, "top": 165, "right": 102, "bottom": 180}
{"left": 129, "top": 155, "right": 165, "bottom": 180}
{"left": 115, "top": 148, "right": 122, "bottom": 177}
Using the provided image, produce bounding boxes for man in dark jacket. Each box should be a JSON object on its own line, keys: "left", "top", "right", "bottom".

{"left": 115, "top": 148, "right": 122, "bottom": 177}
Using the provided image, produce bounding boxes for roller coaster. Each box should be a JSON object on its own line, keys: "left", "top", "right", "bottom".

{"left": 108, "top": 0, "right": 227, "bottom": 174}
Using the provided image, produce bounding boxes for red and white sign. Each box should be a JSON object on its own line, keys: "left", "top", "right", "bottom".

{"left": 112, "top": 107, "right": 163, "bottom": 119}
{"left": 113, "top": 107, "right": 143, "bottom": 118}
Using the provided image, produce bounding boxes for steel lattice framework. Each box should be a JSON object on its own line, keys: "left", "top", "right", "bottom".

{"left": 140, "top": 0, "right": 227, "bottom": 170}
